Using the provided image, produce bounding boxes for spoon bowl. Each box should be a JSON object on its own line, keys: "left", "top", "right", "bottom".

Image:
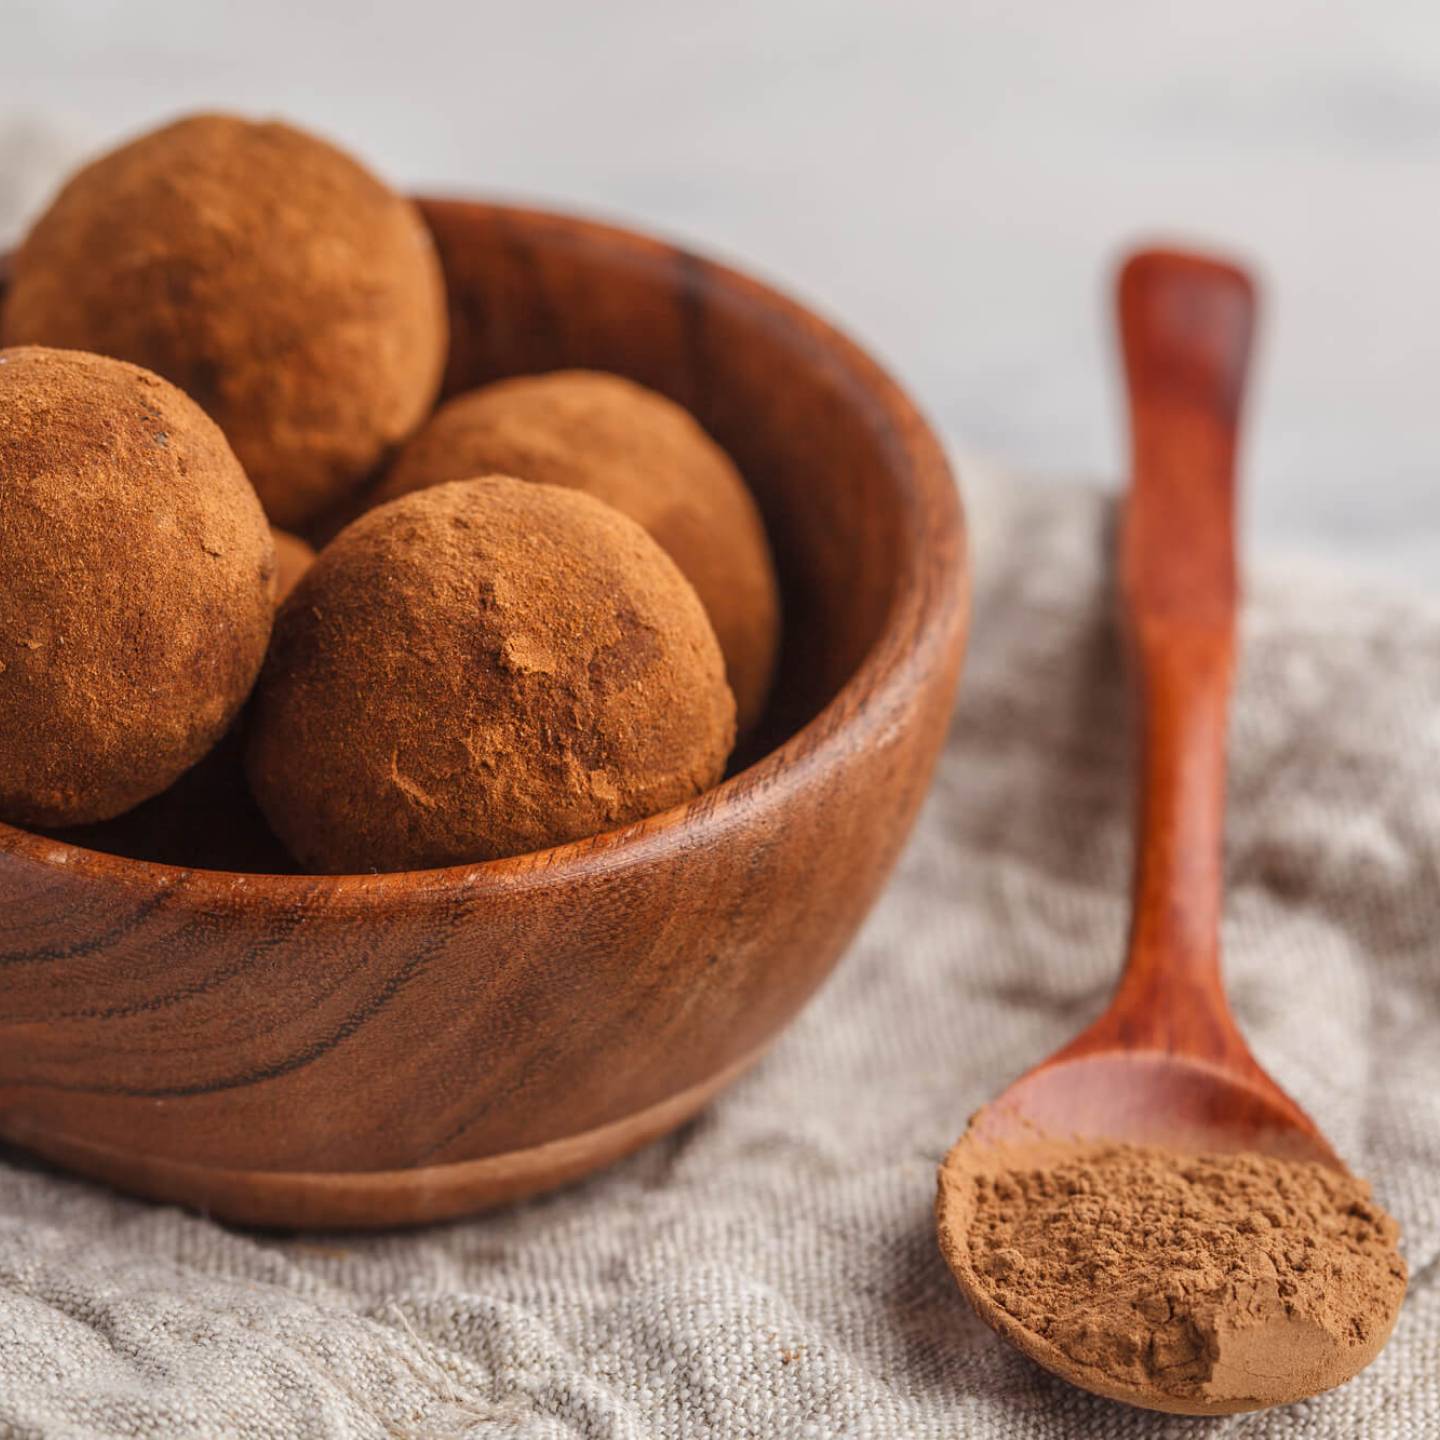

{"left": 948, "top": 1051, "right": 1341, "bottom": 1168}
{"left": 937, "top": 1051, "right": 1351, "bottom": 1414}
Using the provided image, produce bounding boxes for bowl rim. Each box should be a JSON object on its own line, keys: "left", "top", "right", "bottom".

{"left": 0, "top": 196, "right": 968, "bottom": 908}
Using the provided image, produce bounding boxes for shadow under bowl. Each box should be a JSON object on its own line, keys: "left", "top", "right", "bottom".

{"left": 0, "top": 197, "right": 968, "bottom": 1228}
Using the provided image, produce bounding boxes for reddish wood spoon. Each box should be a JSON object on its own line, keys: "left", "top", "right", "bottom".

{"left": 936, "top": 249, "right": 1381, "bottom": 1414}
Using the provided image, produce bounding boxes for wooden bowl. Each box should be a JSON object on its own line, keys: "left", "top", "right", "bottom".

{"left": 0, "top": 199, "right": 968, "bottom": 1229}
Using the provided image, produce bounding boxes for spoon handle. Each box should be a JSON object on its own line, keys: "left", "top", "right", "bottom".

{"left": 1108, "top": 248, "right": 1257, "bottom": 1056}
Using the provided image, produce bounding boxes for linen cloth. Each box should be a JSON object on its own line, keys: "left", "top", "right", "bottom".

{"left": 0, "top": 458, "right": 1436, "bottom": 1438}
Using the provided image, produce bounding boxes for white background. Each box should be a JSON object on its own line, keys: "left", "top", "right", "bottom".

{"left": 4, "top": 0, "right": 1439, "bottom": 584}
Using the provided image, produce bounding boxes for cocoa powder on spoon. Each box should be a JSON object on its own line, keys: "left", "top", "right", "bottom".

{"left": 945, "top": 1140, "right": 1407, "bottom": 1412}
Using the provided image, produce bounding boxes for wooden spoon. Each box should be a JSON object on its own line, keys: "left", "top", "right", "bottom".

{"left": 936, "top": 248, "right": 1384, "bottom": 1414}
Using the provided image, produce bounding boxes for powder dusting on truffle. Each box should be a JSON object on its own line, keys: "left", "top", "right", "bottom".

{"left": 374, "top": 370, "right": 780, "bottom": 735}
{"left": 1, "top": 113, "right": 448, "bottom": 528}
{"left": 0, "top": 345, "right": 274, "bottom": 826}
{"left": 246, "top": 476, "right": 736, "bottom": 872}
{"left": 269, "top": 526, "right": 315, "bottom": 607}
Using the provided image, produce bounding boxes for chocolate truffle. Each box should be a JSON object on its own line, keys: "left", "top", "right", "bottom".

{"left": 270, "top": 527, "right": 315, "bottom": 606}
{"left": 373, "top": 371, "right": 780, "bottom": 735}
{"left": 246, "top": 477, "right": 736, "bottom": 872}
{"left": 1, "top": 113, "right": 448, "bottom": 530}
{"left": 0, "top": 346, "right": 274, "bottom": 827}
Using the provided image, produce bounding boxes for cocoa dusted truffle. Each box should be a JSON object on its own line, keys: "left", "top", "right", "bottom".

{"left": 1, "top": 113, "right": 448, "bottom": 530}
{"left": 246, "top": 477, "right": 736, "bottom": 872}
{"left": 0, "top": 346, "right": 274, "bottom": 827}
{"left": 270, "top": 528, "right": 315, "bottom": 606}
{"left": 372, "top": 371, "right": 781, "bottom": 735}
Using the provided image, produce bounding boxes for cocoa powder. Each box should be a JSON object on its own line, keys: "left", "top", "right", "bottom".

{"left": 269, "top": 527, "right": 315, "bottom": 607}
{"left": 373, "top": 370, "right": 781, "bottom": 737}
{"left": 940, "top": 1140, "right": 1406, "bottom": 1413}
{"left": 0, "top": 345, "right": 274, "bottom": 827}
{"left": 246, "top": 476, "right": 736, "bottom": 872}
{"left": 2, "top": 113, "right": 448, "bottom": 529}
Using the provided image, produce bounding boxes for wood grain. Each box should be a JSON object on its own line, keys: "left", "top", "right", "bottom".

{"left": 0, "top": 199, "right": 968, "bottom": 1227}
{"left": 1058, "top": 248, "right": 1273, "bottom": 1080}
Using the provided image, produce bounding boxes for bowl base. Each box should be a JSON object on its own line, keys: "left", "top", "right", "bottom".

{"left": 0, "top": 1045, "right": 764, "bottom": 1230}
